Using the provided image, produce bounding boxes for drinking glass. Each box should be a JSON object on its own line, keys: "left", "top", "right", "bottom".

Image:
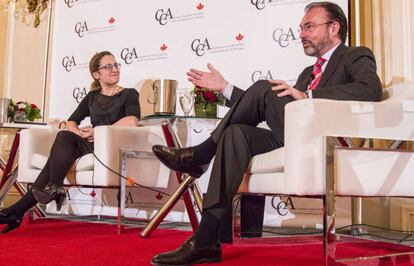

{"left": 179, "top": 92, "right": 194, "bottom": 116}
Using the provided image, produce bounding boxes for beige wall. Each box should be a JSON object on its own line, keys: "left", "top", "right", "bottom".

{"left": 0, "top": 1, "right": 8, "bottom": 97}
{"left": 357, "top": 0, "right": 414, "bottom": 231}
{"left": 7, "top": 12, "right": 48, "bottom": 113}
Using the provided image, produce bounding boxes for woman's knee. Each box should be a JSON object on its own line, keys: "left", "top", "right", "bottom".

{"left": 54, "top": 130, "right": 80, "bottom": 145}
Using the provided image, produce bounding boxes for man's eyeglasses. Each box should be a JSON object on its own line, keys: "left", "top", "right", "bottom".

{"left": 99, "top": 63, "right": 121, "bottom": 71}
{"left": 299, "top": 21, "right": 334, "bottom": 33}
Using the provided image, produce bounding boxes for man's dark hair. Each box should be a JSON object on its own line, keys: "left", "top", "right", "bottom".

{"left": 305, "top": 1, "right": 348, "bottom": 43}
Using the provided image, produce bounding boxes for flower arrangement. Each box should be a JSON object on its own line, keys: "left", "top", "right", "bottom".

{"left": 8, "top": 100, "right": 42, "bottom": 122}
{"left": 192, "top": 87, "right": 224, "bottom": 105}
{"left": 192, "top": 87, "right": 224, "bottom": 118}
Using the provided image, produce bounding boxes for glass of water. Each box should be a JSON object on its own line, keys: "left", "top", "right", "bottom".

{"left": 179, "top": 91, "right": 194, "bottom": 116}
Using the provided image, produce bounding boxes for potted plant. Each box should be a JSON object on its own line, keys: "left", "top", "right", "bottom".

{"left": 192, "top": 87, "right": 224, "bottom": 118}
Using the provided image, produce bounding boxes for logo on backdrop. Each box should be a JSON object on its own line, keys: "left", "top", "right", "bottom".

{"left": 120, "top": 45, "right": 168, "bottom": 64}
{"left": 75, "top": 21, "right": 88, "bottom": 38}
{"left": 251, "top": 0, "right": 306, "bottom": 10}
{"left": 73, "top": 87, "right": 88, "bottom": 103}
{"left": 155, "top": 8, "right": 174, "bottom": 25}
{"left": 64, "top": 0, "right": 78, "bottom": 8}
{"left": 272, "top": 27, "right": 300, "bottom": 48}
{"left": 191, "top": 34, "right": 245, "bottom": 57}
{"left": 62, "top": 56, "right": 77, "bottom": 72}
{"left": 120, "top": 48, "right": 138, "bottom": 65}
{"left": 271, "top": 196, "right": 295, "bottom": 216}
{"left": 251, "top": 0, "right": 272, "bottom": 10}
{"left": 154, "top": 4, "right": 205, "bottom": 26}
{"left": 251, "top": 70, "right": 275, "bottom": 82}
{"left": 191, "top": 38, "right": 211, "bottom": 57}
{"left": 74, "top": 18, "right": 116, "bottom": 38}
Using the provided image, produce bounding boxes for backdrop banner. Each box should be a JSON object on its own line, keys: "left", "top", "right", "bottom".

{"left": 48, "top": 0, "right": 351, "bottom": 227}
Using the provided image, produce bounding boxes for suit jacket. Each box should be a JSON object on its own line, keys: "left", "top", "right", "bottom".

{"left": 227, "top": 44, "right": 382, "bottom": 107}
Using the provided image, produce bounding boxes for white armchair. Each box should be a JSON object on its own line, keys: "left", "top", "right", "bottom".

{"left": 236, "top": 82, "right": 414, "bottom": 263}
{"left": 17, "top": 125, "right": 170, "bottom": 231}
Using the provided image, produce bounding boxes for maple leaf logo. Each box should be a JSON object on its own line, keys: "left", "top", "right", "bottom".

{"left": 156, "top": 193, "right": 163, "bottom": 200}
{"left": 108, "top": 17, "right": 115, "bottom": 24}
{"left": 235, "top": 33, "right": 244, "bottom": 41}
{"left": 160, "top": 44, "right": 168, "bottom": 51}
{"left": 196, "top": 3, "right": 204, "bottom": 10}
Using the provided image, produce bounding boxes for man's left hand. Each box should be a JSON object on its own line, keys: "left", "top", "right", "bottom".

{"left": 269, "top": 80, "right": 307, "bottom": 100}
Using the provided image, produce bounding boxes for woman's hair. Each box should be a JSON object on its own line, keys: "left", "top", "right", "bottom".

{"left": 89, "top": 51, "right": 114, "bottom": 91}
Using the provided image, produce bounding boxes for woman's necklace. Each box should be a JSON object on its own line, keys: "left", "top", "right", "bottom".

{"left": 102, "top": 85, "right": 119, "bottom": 96}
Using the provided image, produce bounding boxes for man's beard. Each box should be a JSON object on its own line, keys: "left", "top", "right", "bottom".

{"left": 303, "top": 35, "right": 330, "bottom": 57}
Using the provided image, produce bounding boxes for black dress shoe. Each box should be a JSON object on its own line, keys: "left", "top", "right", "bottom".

{"left": 0, "top": 209, "right": 22, "bottom": 233}
{"left": 152, "top": 145, "right": 209, "bottom": 178}
{"left": 32, "top": 184, "right": 67, "bottom": 211}
{"left": 151, "top": 236, "right": 221, "bottom": 265}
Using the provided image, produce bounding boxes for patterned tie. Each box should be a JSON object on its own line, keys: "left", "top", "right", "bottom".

{"left": 309, "top": 57, "right": 326, "bottom": 90}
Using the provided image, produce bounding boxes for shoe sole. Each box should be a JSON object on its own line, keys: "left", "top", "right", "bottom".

{"left": 1, "top": 222, "right": 21, "bottom": 233}
{"left": 151, "top": 257, "right": 221, "bottom": 266}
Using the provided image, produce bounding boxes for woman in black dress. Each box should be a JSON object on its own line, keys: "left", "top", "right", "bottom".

{"left": 0, "top": 51, "right": 141, "bottom": 233}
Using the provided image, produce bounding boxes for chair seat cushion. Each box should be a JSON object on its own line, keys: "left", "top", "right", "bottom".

{"left": 31, "top": 153, "right": 94, "bottom": 171}
{"left": 249, "top": 147, "right": 284, "bottom": 174}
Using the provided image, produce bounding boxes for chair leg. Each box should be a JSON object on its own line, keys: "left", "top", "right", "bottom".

{"left": 232, "top": 194, "right": 242, "bottom": 245}
{"left": 324, "top": 136, "right": 336, "bottom": 265}
{"left": 140, "top": 175, "right": 195, "bottom": 238}
{"left": 117, "top": 175, "right": 126, "bottom": 235}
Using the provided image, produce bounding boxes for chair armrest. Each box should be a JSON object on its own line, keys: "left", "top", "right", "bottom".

{"left": 18, "top": 128, "right": 59, "bottom": 181}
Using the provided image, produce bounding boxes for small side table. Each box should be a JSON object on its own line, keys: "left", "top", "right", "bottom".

{"left": 138, "top": 116, "right": 219, "bottom": 238}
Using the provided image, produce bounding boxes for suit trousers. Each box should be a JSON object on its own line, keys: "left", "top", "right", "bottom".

{"left": 204, "top": 80, "right": 293, "bottom": 211}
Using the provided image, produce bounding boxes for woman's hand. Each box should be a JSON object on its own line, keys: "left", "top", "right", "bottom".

{"left": 80, "top": 127, "right": 94, "bottom": 142}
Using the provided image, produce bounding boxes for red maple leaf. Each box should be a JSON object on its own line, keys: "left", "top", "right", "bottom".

{"left": 156, "top": 193, "right": 163, "bottom": 200}
{"left": 196, "top": 3, "right": 204, "bottom": 10}
{"left": 90, "top": 191, "right": 96, "bottom": 197}
{"left": 108, "top": 17, "right": 115, "bottom": 24}
{"left": 236, "top": 33, "right": 244, "bottom": 41}
{"left": 160, "top": 44, "right": 168, "bottom": 51}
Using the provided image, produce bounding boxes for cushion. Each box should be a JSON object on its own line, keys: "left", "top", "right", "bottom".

{"left": 31, "top": 153, "right": 94, "bottom": 171}
{"left": 249, "top": 147, "right": 284, "bottom": 174}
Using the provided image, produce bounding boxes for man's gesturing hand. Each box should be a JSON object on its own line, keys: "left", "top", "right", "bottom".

{"left": 187, "top": 63, "right": 228, "bottom": 93}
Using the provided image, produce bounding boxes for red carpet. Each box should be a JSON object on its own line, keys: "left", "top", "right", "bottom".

{"left": 1, "top": 219, "right": 414, "bottom": 265}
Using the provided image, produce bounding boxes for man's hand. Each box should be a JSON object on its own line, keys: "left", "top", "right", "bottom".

{"left": 80, "top": 127, "right": 94, "bottom": 143}
{"left": 187, "top": 63, "right": 228, "bottom": 93}
{"left": 270, "top": 80, "right": 307, "bottom": 100}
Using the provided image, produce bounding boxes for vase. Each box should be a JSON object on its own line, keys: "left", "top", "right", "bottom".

{"left": 194, "top": 103, "right": 217, "bottom": 118}
{"left": 13, "top": 110, "right": 27, "bottom": 122}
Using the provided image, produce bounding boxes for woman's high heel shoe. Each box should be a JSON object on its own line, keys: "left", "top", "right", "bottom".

{"left": 55, "top": 193, "right": 67, "bottom": 212}
{"left": 32, "top": 184, "right": 67, "bottom": 211}
{"left": 0, "top": 209, "right": 22, "bottom": 233}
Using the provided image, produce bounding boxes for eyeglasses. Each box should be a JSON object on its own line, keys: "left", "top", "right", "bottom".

{"left": 299, "top": 21, "right": 334, "bottom": 33}
{"left": 99, "top": 62, "right": 121, "bottom": 71}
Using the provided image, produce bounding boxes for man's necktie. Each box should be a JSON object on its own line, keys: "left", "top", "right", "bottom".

{"left": 309, "top": 57, "right": 326, "bottom": 90}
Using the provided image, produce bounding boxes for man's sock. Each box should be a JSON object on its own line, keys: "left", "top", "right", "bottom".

{"left": 191, "top": 137, "right": 217, "bottom": 165}
{"left": 193, "top": 209, "right": 221, "bottom": 248}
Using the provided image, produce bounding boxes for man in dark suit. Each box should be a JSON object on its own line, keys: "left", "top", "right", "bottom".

{"left": 151, "top": 2, "right": 382, "bottom": 265}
